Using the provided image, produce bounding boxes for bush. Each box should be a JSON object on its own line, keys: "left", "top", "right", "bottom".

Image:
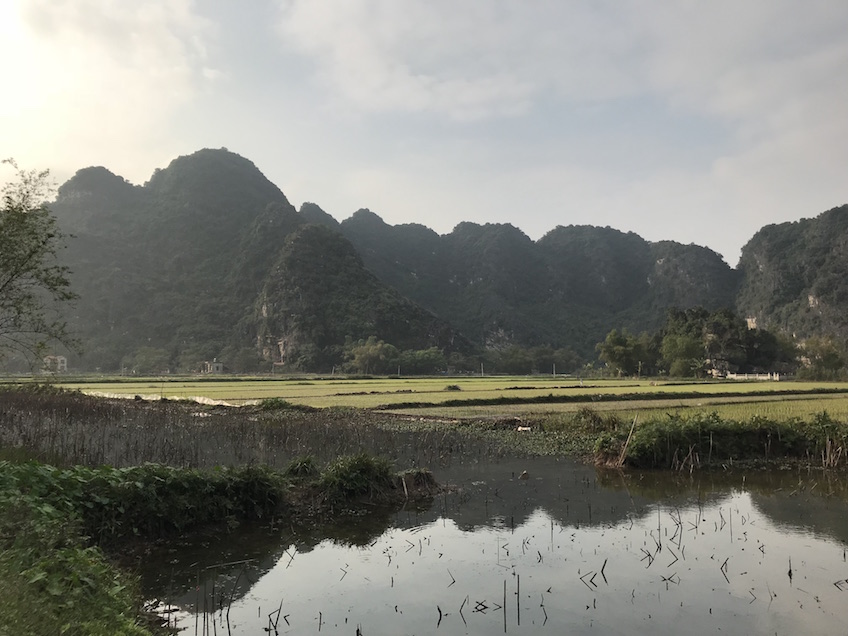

{"left": 618, "top": 411, "right": 848, "bottom": 469}
{"left": 318, "top": 454, "right": 395, "bottom": 503}
{"left": 1, "top": 461, "right": 288, "bottom": 543}
{"left": 284, "top": 455, "right": 319, "bottom": 480}
{"left": 0, "top": 481, "right": 150, "bottom": 635}
{"left": 258, "top": 397, "right": 296, "bottom": 410}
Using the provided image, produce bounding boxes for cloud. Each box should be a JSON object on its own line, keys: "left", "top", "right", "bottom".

{"left": 0, "top": 0, "right": 216, "bottom": 181}
{"left": 3, "top": 1, "right": 847, "bottom": 265}
{"left": 273, "top": 1, "right": 848, "bottom": 129}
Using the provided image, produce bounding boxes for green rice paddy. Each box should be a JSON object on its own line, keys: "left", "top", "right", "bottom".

{"left": 44, "top": 376, "right": 848, "bottom": 423}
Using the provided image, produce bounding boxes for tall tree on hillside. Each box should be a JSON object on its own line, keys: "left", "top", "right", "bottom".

{"left": 0, "top": 160, "right": 76, "bottom": 364}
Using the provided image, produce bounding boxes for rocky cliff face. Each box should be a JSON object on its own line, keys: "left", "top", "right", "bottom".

{"left": 736, "top": 204, "right": 848, "bottom": 340}
{"left": 50, "top": 147, "right": 847, "bottom": 371}
{"left": 339, "top": 219, "right": 739, "bottom": 356}
{"left": 51, "top": 149, "right": 468, "bottom": 372}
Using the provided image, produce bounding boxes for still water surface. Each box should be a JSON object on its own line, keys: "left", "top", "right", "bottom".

{"left": 142, "top": 458, "right": 848, "bottom": 635}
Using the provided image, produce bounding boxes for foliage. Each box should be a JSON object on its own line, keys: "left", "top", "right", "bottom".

{"left": 258, "top": 397, "right": 297, "bottom": 410}
{"left": 345, "top": 336, "right": 399, "bottom": 374}
{"left": 318, "top": 453, "right": 396, "bottom": 504}
{"left": 398, "top": 346, "right": 446, "bottom": 374}
{"left": 1, "top": 462, "right": 288, "bottom": 543}
{"left": 0, "top": 469, "right": 151, "bottom": 635}
{"left": 597, "top": 329, "right": 646, "bottom": 376}
{"left": 121, "top": 346, "right": 171, "bottom": 375}
{"left": 596, "top": 410, "right": 848, "bottom": 469}
{"left": 597, "top": 307, "right": 798, "bottom": 378}
{"left": 797, "top": 336, "right": 845, "bottom": 380}
{"left": 283, "top": 455, "right": 318, "bottom": 480}
{"left": 0, "top": 160, "right": 77, "bottom": 366}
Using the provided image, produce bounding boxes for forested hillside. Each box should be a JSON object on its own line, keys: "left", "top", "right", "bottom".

{"left": 735, "top": 204, "right": 848, "bottom": 376}
{"left": 50, "top": 149, "right": 466, "bottom": 373}
{"left": 330, "top": 212, "right": 740, "bottom": 357}
{"left": 43, "top": 148, "right": 848, "bottom": 374}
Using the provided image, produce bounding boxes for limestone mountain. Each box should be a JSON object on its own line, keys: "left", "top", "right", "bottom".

{"left": 336, "top": 217, "right": 740, "bottom": 357}
{"left": 50, "top": 149, "right": 467, "bottom": 372}
{"left": 255, "top": 224, "right": 468, "bottom": 370}
{"left": 736, "top": 204, "right": 848, "bottom": 341}
{"left": 47, "top": 147, "right": 848, "bottom": 373}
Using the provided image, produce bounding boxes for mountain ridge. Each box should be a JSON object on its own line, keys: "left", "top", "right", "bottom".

{"left": 44, "top": 147, "right": 848, "bottom": 372}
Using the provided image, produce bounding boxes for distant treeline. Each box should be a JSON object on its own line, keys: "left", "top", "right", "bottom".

{"left": 596, "top": 306, "right": 844, "bottom": 379}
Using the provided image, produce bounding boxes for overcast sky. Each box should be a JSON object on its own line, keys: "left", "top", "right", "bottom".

{"left": 3, "top": 1, "right": 847, "bottom": 266}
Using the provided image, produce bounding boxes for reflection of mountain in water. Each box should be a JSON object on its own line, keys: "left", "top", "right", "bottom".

{"left": 140, "top": 457, "right": 848, "bottom": 612}
{"left": 600, "top": 466, "right": 848, "bottom": 546}
{"left": 137, "top": 501, "right": 425, "bottom": 610}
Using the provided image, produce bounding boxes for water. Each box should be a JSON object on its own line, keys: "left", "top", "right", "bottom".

{"left": 141, "top": 458, "right": 848, "bottom": 634}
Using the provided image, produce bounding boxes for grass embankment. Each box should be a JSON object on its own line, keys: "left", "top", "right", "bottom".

{"left": 537, "top": 408, "right": 848, "bottom": 470}
{"left": 0, "top": 388, "right": 509, "bottom": 470}
{"left": 0, "top": 456, "right": 436, "bottom": 635}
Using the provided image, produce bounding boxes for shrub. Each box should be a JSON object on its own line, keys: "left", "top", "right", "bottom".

{"left": 0, "top": 478, "right": 151, "bottom": 635}
{"left": 284, "top": 455, "right": 319, "bottom": 480}
{"left": 318, "top": 453, "right": 395, "bottom": 503}
{"left": 258, "top": 397, "right": 296, "bottom": 411}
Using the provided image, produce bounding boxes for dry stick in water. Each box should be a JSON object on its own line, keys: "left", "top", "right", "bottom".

{"left": 617, "top": 415, "right": 638, "bottom": 467}
{"left": 516, "top": 573, "right": 521, "bottom": 626}
{"left": 226, "top": 565, "right": 248, "bottom": 634}
{"left": 503, "top": 582, "right": 506, "bottom": 633}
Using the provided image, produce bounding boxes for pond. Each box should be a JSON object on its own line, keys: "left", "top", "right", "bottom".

{"left": 140, "top": 457, "right": 848, "bottom": 635}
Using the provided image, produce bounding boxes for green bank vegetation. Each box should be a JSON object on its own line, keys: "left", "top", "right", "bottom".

{"left": 586, "top": 410, "right": 848, "bottom": 470}
{"left": 4, "top": 376, "right": 848, "bottom": 632}
{"left": 0, "top": 457, "right": 435, "bottom": 635}
{"left": 0, "top": 388, "right": 438, "bottom": 636}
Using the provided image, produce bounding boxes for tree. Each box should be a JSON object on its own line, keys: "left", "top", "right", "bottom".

{"left": 798, "top": 336, "right": 844, "bottom": 380}
{"left": 597, "top": 329, "right": 644, "bottom": 376}
{"left": 398, "top": 347, "right": 446, "bottom": 375}
{"left": 0, "top": 160, "right": 76, "bottom": 364}
{"left": 122, "top": 347, "right": 171, "bottom": 375}
{"left": 345, "top": 336, "right": 399, "bottom": 374}
{"left": 660, "top": 333, "right": 704, "bottom": 377}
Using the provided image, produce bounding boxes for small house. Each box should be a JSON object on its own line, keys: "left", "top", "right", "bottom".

{"left": 201, "top": 358, "right": 224, "bottom": 374}
{"left": 43, "top": 355, "right": 68, "bottom": 373}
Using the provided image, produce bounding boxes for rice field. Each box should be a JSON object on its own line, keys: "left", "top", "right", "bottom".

{"left": 399, "top": 393, "right": 848, "bottom": 421}
{"left": 19, "top": 375, "right": 845, "bottom": 428}
{"left": 49, "top": 376, "right": 848, "bottom": 412}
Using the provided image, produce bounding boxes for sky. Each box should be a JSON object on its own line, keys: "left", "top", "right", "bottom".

{"left": 2, "top": 1, "right": 847, "bottom": 266}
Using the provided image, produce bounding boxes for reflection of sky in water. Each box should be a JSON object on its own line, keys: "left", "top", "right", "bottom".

{"left": 177, "top": 490, "right": 848, "bottom": 635}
